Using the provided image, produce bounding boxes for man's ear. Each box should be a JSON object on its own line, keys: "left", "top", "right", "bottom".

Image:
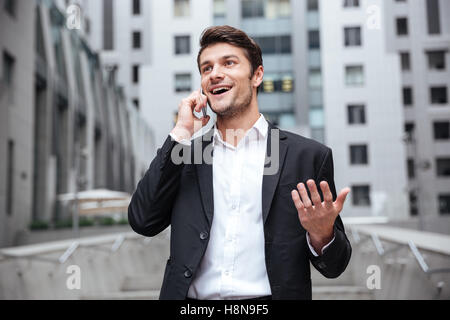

{"left": 252, "top": 65, "right": 264, "bottom": 89}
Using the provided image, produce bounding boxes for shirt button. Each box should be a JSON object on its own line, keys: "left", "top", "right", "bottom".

{"left": 231, "top": 204, "right": 236, "bottom": 210}
{"left": 224, "top": 271, "right": 229, "bottom": 276}
{"left": 200, "top": 231, "right": 208, "bottom": 240}
{"left": 184, "top": 270, "right": 192, "bottom": 278}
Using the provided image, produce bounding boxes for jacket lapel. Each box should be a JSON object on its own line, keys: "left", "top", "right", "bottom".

{"left": 262, "top": 122, "right": 288, "bottom": 225}
{"left": 195, "top": 128, "right": 215, "bottom": 228}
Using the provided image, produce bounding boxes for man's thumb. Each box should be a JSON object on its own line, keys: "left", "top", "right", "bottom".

{"left": 336, "top": 188, "right": 350, "bottom": 210}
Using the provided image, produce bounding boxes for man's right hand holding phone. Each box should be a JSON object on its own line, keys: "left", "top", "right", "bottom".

{"left": 170, "top": 88, "right": 210, "bottom": 143}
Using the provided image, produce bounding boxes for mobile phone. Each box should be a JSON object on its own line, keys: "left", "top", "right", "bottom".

{"left": 201, "top": 89, "right": 208, "bottom": 118}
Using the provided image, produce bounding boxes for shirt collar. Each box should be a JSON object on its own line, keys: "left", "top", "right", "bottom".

{"left": 212, "top": 114, "right": 268, "bottom": 148}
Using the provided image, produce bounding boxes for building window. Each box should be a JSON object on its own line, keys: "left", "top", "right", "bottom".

{"left": 242, "top": 0, "right": 290, "bottom": 19}
{"left": 403, "top": 87, "right": 413, "bottom": 106}
{"left": 281, "top": 74, "right": 293, "bottom": 92}
{"left": 434, "top": 121, "right": 450, "bottom": 140}
{"left": 279, "top": 35, "right": 291, "bottom": 53}
{"left": 345, "top": 65, "right": 364, "bottom": 86}
{"left": 261, "top": 72, "right": 294, "bottom": 93}
{"left": 175, "top": 35, "right": 190, "bottom": 55}
{"left": 407, "top": 158, "right": 415, "bottom": 179}
{"left": 4, "top": 0, "right": 15, "bottom": 17}
{"left": 174, "top": 0, "right": 190, "bottom": 17}
{"left": 352, "top": 185, "right": 371, "bottom": 206}
{"left": 3, "top": 51, "right": 15, "bottom": 87}
{"left": 175, "top": 73, "right": 191, "bottom": 92}
{"left": 309, "top": 108, "right": 324, "bottom": 128}
{"left": 132, "top": 0, "right": 141, "bottom": 15}
{"left": 439, "top": 195, "right": 450, "bottom": 215}
{"left": 307, "top": 0, "right": 319, "bottom": 11}
{"left": 405, "top": 122, "right": 415, "bottom": 141}
{"left": 84, "top": 17, "right": 91, "bottom": 35}
{"left": 427, "top": 50, "right": 446, "bottom": 70}
{"left": 344, "top": 27, "right": 362, "bottom": 47}
{"left": 132, "top": 31, "right": 141, "bottom": 49}
{"left": 436, "top": 158, "right": 450, "bottom": 177}
{"left": 6, "top": 140, "right": 14, "bottom": 215}
{"left": 348, "top": 104, "right": 366, "bottom": 124}
{"left": 309, "top": 69, "right": 322, "bottom": 88}
{"left": 214, "top": 0, "right": 226, "bottom": 18}
{"left": 242, "top": 0, "right": 264, "bottom": 18}
{"left": 254, "top": 35, "right": 292, "bottom": 54}
{"left": 430, "top": 87, "right": 448, "bottom": 104}
{"left": 396, "top": 17, "right": 408, "bottom": 36}
{"left": 103, "top": 0, "right": 114, "bottom": 50}
{"left": 343, "top": 0, "right": 359, "bottom": 8}
{"left": 350, "top": 144, "right": 368, "bottom": 165}
{"left": 308, "top": 30, "right": 320, "bottom": 49}
{"left": 426, "top": 0, "right": 441, "bottom": 35}
{"left": 132, "top": 65, "right": 139, "bottom": 83}
{"left": 410, "top": 191, "right": 418, "bottom": 216}
{"left": 400, "top": 52, "right": 411, "bottom": 71}
{"left": 133, "top": 99, "right": 140, "bottom": 110}
{"left": 266, "top": 0, "right": 291, "bottom": 19}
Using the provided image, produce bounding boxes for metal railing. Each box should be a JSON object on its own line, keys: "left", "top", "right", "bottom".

{"left": 350, "top": 225, "right": 450, "bottom": 276}
{"left": 0, "top": 229, "right": 170, "bottom": 266}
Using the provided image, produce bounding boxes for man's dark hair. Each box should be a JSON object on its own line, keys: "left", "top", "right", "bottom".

{"left": 197, "top": 25, "right": 263, "bottom": 93}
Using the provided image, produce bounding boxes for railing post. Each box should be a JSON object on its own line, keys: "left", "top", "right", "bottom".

{"left": 408, "top": 240, "right": 429, "bottom": 273}
{"left": 59, "top": 242, "right": 79, "bottom": 264}
{"left": 371, "top": 233, "right": 385, "bottom": 256}
{"left": 111, "top": 234, "right": 125, "bottom": 252}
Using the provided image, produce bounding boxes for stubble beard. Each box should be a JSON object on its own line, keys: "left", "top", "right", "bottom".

{"left": 211, "top": 83, "right": 253, "bottom": 120}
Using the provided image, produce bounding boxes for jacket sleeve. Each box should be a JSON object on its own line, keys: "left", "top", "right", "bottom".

{"left": 128, "top": 135, "right": 187, "bottom": 237}
{"left": 308, "top": 147, "right": 352, "bottom": 278}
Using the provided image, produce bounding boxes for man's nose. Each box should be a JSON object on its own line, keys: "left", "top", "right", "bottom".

{"left": 210, "top": 64, "right": 224, "bottom": 79}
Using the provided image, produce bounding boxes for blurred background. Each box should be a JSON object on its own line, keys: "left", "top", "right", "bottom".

{"left": 0, "top": 0, "right": 449, "bottom": 300}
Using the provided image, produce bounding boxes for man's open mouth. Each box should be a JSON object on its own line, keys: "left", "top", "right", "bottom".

{"left": 210, "top": 86, "right": 232, "bottom": 97}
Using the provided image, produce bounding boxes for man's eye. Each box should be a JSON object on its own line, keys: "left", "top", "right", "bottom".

{"left": 203, "top": 66, "right": 212, "bottom": 73}
{"left": 226, "top": 61, "right": 235, "bottom": 66}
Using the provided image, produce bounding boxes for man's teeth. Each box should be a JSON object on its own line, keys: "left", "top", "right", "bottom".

{"left": 212, "top": 87, "right": 231, "bottom": 94}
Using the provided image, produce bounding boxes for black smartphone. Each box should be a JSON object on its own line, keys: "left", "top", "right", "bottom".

{"left": 201, "top": 89, "right": 208, "bottom": 117}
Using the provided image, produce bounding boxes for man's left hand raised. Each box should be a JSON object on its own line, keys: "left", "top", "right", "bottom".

{"left": 291, "top": 180, "right": 350, "bottom": 255}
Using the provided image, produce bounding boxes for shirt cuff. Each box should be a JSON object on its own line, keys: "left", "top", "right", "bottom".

{"left": 306, "top": 231, "right": 335, "bottom": 257}
{"left": 169, "top": 132, "right": 192, "bottom": 146}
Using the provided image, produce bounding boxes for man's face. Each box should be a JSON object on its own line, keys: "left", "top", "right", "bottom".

{"left": 200, "top": 43, "right": 260, "bottom": 118}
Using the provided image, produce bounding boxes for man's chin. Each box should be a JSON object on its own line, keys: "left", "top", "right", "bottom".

{"left": 210, "top": 103, "right": 232, "bottom": 116}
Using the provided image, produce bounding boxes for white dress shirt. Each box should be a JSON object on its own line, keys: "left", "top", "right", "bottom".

{"left": 171, "top": 114, "right": 334, "bottom": 300}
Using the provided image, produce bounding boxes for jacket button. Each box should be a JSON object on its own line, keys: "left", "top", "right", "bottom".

{"left": 200, "top": 231, "right": 208, "bottom": 240}
{"left": 184, "top": 270, "right": 192, "bottom": 278}
{"left": 318, "top": 262, "right": 327, "bottom": 269}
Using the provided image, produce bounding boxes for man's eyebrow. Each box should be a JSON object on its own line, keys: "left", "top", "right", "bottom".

{"left": 200, "top": 55, "right": 240, "bottom": 67}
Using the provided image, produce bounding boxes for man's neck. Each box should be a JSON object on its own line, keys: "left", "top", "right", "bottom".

{"left": 216, "top": 103, "right": 261, "bottom": 147}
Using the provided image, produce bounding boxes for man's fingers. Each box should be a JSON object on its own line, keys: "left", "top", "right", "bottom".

{"left": 194, "top": 93, "right": 204, "bottom": 113}
{"left": 320, "top": 181, "right": 334, "bottom": 209}
{"left": 197, "top": 89, "right": 207, "bottom": 112}
{"left": 187, "top": 89, "right": 204, "bottom": 113}
{"left": 335, "top": 187, "right": 351, "bottom": 212}
{"left": 297, "top": 183, "right": 313, "bottom": 210}
{"left": 306, "top": 179, "right": 322, "bottom": 206}
{"left": 291, "top": 190, "right": 305, "bottom": 211}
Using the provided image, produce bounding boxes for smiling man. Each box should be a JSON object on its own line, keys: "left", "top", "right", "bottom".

{"left": 128, "top": 25, "right": 352, "bottom": 300}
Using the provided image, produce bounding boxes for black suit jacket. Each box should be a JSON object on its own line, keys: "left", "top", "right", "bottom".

{"left": 128, "top": 122, "right": 352, "bottom": 300}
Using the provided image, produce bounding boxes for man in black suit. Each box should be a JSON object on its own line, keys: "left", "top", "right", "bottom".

{"left": 128, "top": 25, "right": 352, "bottom": 300}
